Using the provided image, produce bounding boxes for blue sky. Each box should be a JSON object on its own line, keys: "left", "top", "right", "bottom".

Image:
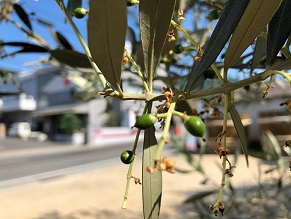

{"left": 0, "top": 0, "right": 90, "bottom": 72}
{"left": 0, "top": 0, "right": 140, "bottom": 73}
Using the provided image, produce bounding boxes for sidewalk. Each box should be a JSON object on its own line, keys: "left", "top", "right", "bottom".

{"left": 0, "top": 143, "right": 263, "bottom": 219}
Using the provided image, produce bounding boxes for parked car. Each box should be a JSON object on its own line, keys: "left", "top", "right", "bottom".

{"left": 8, "top": 122, "right": 31, "bottom": 139}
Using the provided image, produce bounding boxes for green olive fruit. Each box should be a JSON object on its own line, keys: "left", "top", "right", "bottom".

{"left": 204, "top": 69, "right": 217, "bottom": 79}
{"left": 184, "top": 116, "right": 205, "bottom": 137}
{"left": 160, "top": 56, "right": 169, "bottom": 63}
{"left": 126, "top": 0, "right": 139, "bottom": 6}
{"left": 207, "top": 9, "right": 221, "bottom": 20}
{"left": 134, "top": 114, "right": 157, "bottom": 130}
{"left": 120, "top": 150, "right": 135, "bottom": 164}
{"left": 172, "top": 44, "right": 184, "bottom": 54}
{"left": 73, "top": 8, "right": 88, "bottom": 19}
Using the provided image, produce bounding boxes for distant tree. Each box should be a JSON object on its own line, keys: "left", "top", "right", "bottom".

{"left": 59, "top": 113, "right": 82, "bottom": 135}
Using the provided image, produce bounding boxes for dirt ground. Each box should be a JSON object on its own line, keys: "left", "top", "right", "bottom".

{"left": 0, "top": 151, "right": 262, "bottom": 219}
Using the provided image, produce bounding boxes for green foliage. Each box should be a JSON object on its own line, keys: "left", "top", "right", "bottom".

{"left": 13, "top": 3, "right": 32, "bottom": 31}
{"left": 66, "top": 0, "right": 82, "bottom": 15}
{"left": 139, "top": 0, "right": 176, "bottom": 84}
{"left": 50, "top": 49, "right": 91, "bottom": 68}
{"left": 142, "top": 126, "right": 162, "bottom": 219}
{"left": 267, "top": 0, "right": 291, "bottom": 65}
{"left": 59, "top": 113, "right": 82, "bottom": 134}
{"left": 185, "top": 0, "right": 249, "bottom": 91}
{"left": 224, "top": 0, "right": 282, "bottom": 71}
{"left": 229, "top": 104, "right": 249, "bottom": 166}
{"left": 87, "top": 0, "right": 127, "bottom": 90}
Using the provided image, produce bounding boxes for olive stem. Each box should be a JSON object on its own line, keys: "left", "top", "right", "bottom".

{"left": 96, "top": 70, "right": 286, "bottom": 102}
{"left": 121, "top": 103, "right": 149, "bottom": 209}
{"left": 156, "top": 110, "right": 185, "bottom": 120}
{"left": 5, "top": 16, "right": 50, "bottom": 49}
{"left": 170, "top": 20, "right": 225, "bottom": 86}
{"left": 125, "top": 48, "right": 150, "bottom": 92}
{"left": 121, "top": 162, "right": 134, "bottom": 209}
{"left": 172, "top": 110, "right": 186, "bottom": 119}
{"left": 154, "top": 98, "right": 177, "bottom": 161}
{"left": 213, "top": 93, "right": 230, "bottom": 209}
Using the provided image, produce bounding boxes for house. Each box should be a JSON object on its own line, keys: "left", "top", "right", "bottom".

{"left": 0, "top": 64, "right": 167, "bottom": 145}
{"left": 204, "top": 80, "right": 291, "bottom": 150}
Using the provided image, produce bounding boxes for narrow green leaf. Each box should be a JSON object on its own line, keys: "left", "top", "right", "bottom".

{"left": 142, "top": 126, "right": 162, "bottom": 219}
{"left": 139, "top": 0, "right": 176, "bottom": 84}
{"left": 174, "top": 167, "right": 193, "bottom": 174}
{"left": 224, "top": 0, "right": 282, "bottom": 71}
{"left": 261, "top": 130, "right": 281, "bottom": 161}
{"left": 55, "top": 31, "right": 73, "bottom": 50}
{"left": 271, "top": 57, "right": 291, "bottom": 70}
{"left": 50, "top": 49, "right": 91, "bottom": 68}
{"left": 249, "top": 150, "right": 268, "bottom": 160}
{"left": 88, "top": 0, "right": 127, "bottom": 88}
{"left": 183, "top": 190, "right": 216, "bottom": 204}
{"left": 13, "top": 3, "right": 33, "bottom": 31}
{"left": 251, "top": 35, "right": 267, "bottom": 73}
{"left": 66, "top": 0, "right": 82, "bottom": 14}
{"left": 185, "top": 0, "right": 249, "bottom": 91}
{"left": 175, "top": 100, "right": 193, "bottom": 115}
{"left": 267, "top": 0, "right": 291, "bottom": 66}
{"left": 229, "top": 104, "right": 249, "bottom": 167}
{"left": 1, "top": 42, "right": 47, "bottom": 53}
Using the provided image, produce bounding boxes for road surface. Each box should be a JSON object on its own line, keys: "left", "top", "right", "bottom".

{"left": 0, "top": 140, "right": 143, "bottom": 187}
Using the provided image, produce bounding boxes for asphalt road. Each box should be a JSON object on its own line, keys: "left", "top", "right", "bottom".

{"left": 0, "top": 141, "right": 143, "bottom": 187}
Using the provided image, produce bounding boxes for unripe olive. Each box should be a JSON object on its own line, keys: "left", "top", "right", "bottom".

{"left": 73, "top": 8, "right": 88, "bottom": 19}
{"left": 204, "top": 69, "right": 217, "bottom": 79}
{"left": 172, "top": 44, "right": 184, "bottom": 54}
{"left": 160, "top": 56, "right": 169, "bottom": 63}
{"left": 120, "top": 150, "right": 135, "bottom": 164}
{"left": 184, "top": 116, "right": 205, "bottom": 137}
{"left": 207, "top": 9, "right": 221, "bottom": 20}
{"left": 134, "top": 114, "right": 157, "bottom": 130}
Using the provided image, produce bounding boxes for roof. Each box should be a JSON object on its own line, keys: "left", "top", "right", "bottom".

{"left": 32, "top": 103, "right": 88, "bottom": 117}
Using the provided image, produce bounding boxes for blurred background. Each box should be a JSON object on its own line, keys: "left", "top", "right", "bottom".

{"left": 0, "top": 0, "right": 290, "bottom": 218}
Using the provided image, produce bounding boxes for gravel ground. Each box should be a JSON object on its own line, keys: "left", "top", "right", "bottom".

{"left": 0, "top": 152, "right": 262, "bottom": 219}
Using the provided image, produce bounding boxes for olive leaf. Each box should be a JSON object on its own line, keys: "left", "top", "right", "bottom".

{"left": 88, "top": 0, "right": 127, "bottom": 89}
{"left": 50, "top": 49, "right": 91, "bottom": 68}
{"left": 229, "top": 104, "right": 249, "bottom": 167}
{"left": 185, "top": 0, "right": 249, "bottom": 91}
{"left": 251, "top": 34, "right": 267, "bottom": 73}
{"left": 139, "top": 0, "right": 176, "bottom": 85}
{"left": 175, "top": 100, "right": 193, "bottom": 115}
{"left": 66, "top": 0, "right": 82, "bottom": 14}
{"left": 0, "top": 42, "right": 47, "bottom": 52}
{"left": 261, "top": 130, "right": 281, "bottom": 161}
{"left": 266, "top": 0, "right": 291, "bottom": 66}
{"left": 0, "top": 42, "right": 47, "bottom": 58}
{"left": 55, "top": 31, "right": 73, "bottom": 50}
{"left": 0, "top": 92, "right": 20, "bottom": 96}
{"left": 13, "top": 3, "right": 32, "bottom": 31}
{"left": 224, "top": 0, "right": 282, "bottom": 71}
{"left": 142, "top": 126, "right": 162, "bottom": 219}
